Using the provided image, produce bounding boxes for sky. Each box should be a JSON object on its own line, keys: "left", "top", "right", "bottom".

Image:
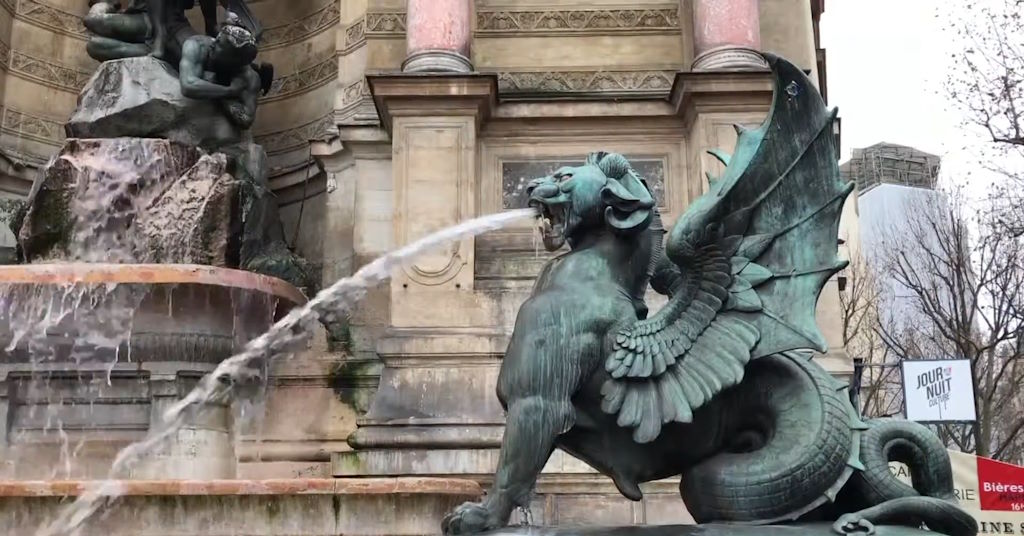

{"left": 820, "top": 1, "right": 998, "bottom": 196}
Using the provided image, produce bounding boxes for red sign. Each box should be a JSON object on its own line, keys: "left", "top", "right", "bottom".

{"left": 977, "top": 455, "right": 1024, "bottom": 512}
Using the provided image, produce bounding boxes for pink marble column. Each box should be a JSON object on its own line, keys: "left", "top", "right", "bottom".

{"left": 691, "top": 0, "right": 767, "bottom": 71}
{"left": 403, "top": 0, "right": 473, "bottom": 73}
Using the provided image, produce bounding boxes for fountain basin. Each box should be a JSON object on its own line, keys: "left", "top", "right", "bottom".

{"left": 0, "top": 477, "right": 482, "bottom": 535}
{"left": 0, "top": 264, "right": 306, "bottom": 480}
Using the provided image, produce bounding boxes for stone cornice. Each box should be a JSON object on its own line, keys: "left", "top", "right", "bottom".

{"left": 366, "top": 73, "right": 499, "bottom": 136}
{"left": 476, "top": 6, "right": 680, "bottom": 36}
{"left": 668, "top": 70, "right": 774, "bottom": 127}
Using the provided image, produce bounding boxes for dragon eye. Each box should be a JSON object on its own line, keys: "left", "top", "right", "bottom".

{"left": 558, "top": 173, "right": 573, "bottom": 182}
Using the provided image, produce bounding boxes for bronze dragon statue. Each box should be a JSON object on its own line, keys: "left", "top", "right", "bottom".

{"left": 441, "top": 55, "right": 978, "bottom": 536}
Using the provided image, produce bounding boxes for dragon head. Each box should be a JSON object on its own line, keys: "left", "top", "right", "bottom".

{"left": 527, "top": 152, "right": 656, "bottom": 251}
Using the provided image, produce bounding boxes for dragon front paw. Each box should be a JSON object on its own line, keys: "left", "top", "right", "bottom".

{"left": 442, "top": 501, "right": 501, "bottom": 535}
{"left": 833, "top": 514, "right": 876, "bottom": 536}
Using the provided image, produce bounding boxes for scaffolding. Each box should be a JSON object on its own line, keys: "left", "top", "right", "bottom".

{"left": 840, "top": 142, "right": 941, "bottom": 193}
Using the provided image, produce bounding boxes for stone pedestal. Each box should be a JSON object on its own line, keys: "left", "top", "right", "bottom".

{"left": 0, "top": 478, "right": 482, "bottom": 536}
{"left": 0, "top": 264, "right": 305, "bottom": 480}
{"left": 690, "top": 0, "right": 767, "bottom": 71}
{"left": 335, "top": 74, "right": 500, "bottom": 479}
{"left": 403, "top": 0, "right": 473, "bottom": 73}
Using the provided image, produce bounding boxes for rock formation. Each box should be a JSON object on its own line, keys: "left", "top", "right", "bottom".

{"left": 18, "top": 56, "right": 313, "bottom": 291}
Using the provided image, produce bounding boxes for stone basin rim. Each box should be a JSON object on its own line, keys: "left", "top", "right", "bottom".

{"left": 0, "top": 263, "right": 307, "bottom": 305}
{"left": 0, "top": 477, "right": 482, "bottom": 497}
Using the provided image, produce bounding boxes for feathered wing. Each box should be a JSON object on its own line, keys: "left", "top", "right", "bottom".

{"left": 601, "top": 54, "right": 855, "bottom": 443}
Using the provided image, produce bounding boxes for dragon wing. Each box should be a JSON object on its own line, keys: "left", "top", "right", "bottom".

{"left": 601, "top": 54, "right": 854, "bottom": 443}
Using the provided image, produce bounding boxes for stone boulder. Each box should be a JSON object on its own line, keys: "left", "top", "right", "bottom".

{"left": 66, "top": 57, "right": 243, "bottom": 150}
{"left": 18, "top": 138, "right": 315, "bottom": 290}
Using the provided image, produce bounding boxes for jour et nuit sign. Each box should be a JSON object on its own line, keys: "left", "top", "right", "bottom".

{"left": 901, "top": 359, "right": 977, "bottom": 423}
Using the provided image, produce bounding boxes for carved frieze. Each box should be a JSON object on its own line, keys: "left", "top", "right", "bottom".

{"left": 338, "top": 79, "right": 376, "bottom": 126}
{"left": 16, "top": 0, "right": 89, "bottom": 39}
{"left": 254, "top": 114, "right": 336, "bottom": 156}
{"left": 344, "top": 19, "right": 365, "bottom": 52}
{"left": 497, "top": 70, "right": 675, "bottom": 97}
{"left": 477, "top": 7, "right": 679, "bottom": 35}
{"left": 343, "top": 11, "right": 405, "bottom": 54}
{"left": 261, "top": 54, "right": 336, "bottom": 103}
{"left": 9, "top": 51, "right": 91, "bottom": 92}
{"left": 1, "top": 107, "right": 64, "bottom": 146}
{"left": 262, "top": 1, "right": 340, "bottom": 50}
{"left": 0, "top": 38, "right": 10, "bottom": 70}
{"left": 365, "top": 12, "right": 406, "bottom": 34}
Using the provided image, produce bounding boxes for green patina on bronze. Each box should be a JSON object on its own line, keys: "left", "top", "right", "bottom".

{"left": 441, "top": 55, "right": 977, "bottom": 536}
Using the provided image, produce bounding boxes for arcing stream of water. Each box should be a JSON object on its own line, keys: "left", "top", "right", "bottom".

{"left": 35, "top": 207, "right": 537, "bottom": 536}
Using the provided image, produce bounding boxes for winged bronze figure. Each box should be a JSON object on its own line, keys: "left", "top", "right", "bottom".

{"left": 441, "top": 55, "right": 977, "bottom": 536}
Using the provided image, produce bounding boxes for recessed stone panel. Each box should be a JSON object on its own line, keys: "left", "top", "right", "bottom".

{"left": 501, "top": 155, "right": 667, "bottom": 210}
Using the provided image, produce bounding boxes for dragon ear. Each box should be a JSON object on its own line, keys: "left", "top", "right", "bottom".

{"left": 601, "top": 170, "right": 655, "bottom": 233}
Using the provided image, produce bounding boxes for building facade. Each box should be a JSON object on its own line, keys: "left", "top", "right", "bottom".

{"left": 0, "top": 0, "right": 852, "bottom": 527}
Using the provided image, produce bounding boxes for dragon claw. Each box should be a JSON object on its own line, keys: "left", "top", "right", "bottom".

{"left": 833, "top": 515, "right": 876, "bottom": 536}
{"left": 442, "top": 502, "right": 499, "bottom": 536}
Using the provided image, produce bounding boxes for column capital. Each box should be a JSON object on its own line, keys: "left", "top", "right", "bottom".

{"left": 366, "top": 73, "right": 498, "bottom": 136}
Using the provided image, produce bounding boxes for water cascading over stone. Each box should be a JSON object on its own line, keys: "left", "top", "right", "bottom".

{"left": 0, "top": 8, "right": 312, "bottom": 481}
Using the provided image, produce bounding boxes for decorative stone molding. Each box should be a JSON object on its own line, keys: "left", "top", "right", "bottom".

{"left": 341, "top": 80, "right": 366, "bottom": 108}
{"left": 261, "top": 54, "right": 337, "bottom": 103}
{"left": 0, "top": 0, "right": 15, "bottom": 15}
{"left": 16, "top": 0, "right": 89, "bottom": 40}
{"left": 402, "top": 50, "right": 472, "bottom": 74}
{"left": 1, "top": 107, "right": 64, "bottom": 146}
{"left": 0, "top": 39, "right": 10, "bottom": 71}
{"left": 692, "top": 46, "right": 767, "bottom": 71}
{"left": 262, "top": 1, "right": 339, "bottom": 50}
{"left": 366, "top": 12, "right": 406, "bottom": 34}
{"left": 254, "top": 114, "right": 336, "bottom": 156}
{"left": 477, "top": 7, "right": 679, "bottom": 35}
{"left": 497, "top": 70, "right": 675, "bottom": 98}
{"left": 343, "top": 12, "right": 406, "bottom": 54}
{"left": 343, "top": 19, "right": 365, "bottom": 53}
{"left": 9, "top": 51, "right": 91, "bottom": 92}
{"left": 337, "top": 79, "right": 376, "bottom": 126}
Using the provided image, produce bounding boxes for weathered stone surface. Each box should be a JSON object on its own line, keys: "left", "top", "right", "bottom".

{"left": 133, "top": 153, "right": 241, "bottom": 266}
{"left": 18, "top": 138, "right": 201, "bottom": 262}
{"left": 0, "top": 477, "right": 480, "bottom": 536}
{"left": 18, "top": 138, "right": 314, "bottom": 290}
{"left": 66, "top": 57, "right": 243, "bottom": 150}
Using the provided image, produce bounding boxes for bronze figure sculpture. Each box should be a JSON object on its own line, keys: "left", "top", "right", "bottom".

{"left": 147, "top": 0, "right": 262, "bottom": 60}
{"left": 441, "top": 55, "right": 977, "bottom": 536}
{"left": 84, "top": 0, "right": 271, "bottom": 128}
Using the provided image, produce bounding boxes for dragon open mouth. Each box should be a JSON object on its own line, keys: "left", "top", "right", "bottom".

{"left": 531, "top": 201, "right": 567, "bottom": 251}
